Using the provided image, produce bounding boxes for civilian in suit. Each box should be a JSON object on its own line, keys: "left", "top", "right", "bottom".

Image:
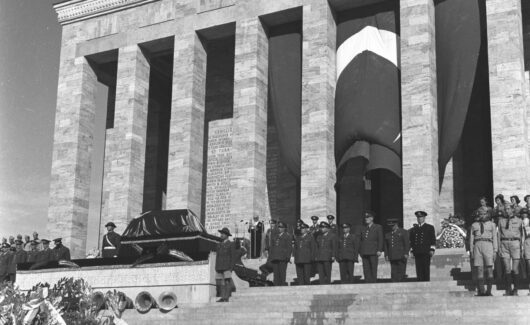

{"left": 293, "top": 223, "right": 316, "bottom": 285}
{"left": 215, "top": 227, "right": 236, "bottom": 302}
{"left": 359, "top": 211, "right": 384, "bottom": 283}
{"left": 315, "top": 222, "right": 338, "bottom": 284}
{"left": 248, "top": 215, "right": 264, "bottom": 258}
{"left": 337, "top": 223, "right": 360, "bottom": 284}
{"left": 409, "top": 211, "right": 436, "bottom": 282}
{"left": 384, "top": 218, "right": 410, "bottom": 282}
{"left": 269, "top": 222, "right": 293, "bottom": 286}
{"left": 259, "top": 219, "right": 278, "bottom": 279}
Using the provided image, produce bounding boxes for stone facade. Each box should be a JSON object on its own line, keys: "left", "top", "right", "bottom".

{"left": 49, "top": 0, "right": 530, "bottom": 257}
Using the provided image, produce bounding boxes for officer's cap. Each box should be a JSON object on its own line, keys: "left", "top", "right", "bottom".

{"left": 386, "top": 218, "right": 399, "bottom": 226}
{"left": 105, "top": 222, "right": 117, "bottom": 228}
{"left": 341, "top": 223, "right": 351, "bottom": 228}
{"left": 320, "top": 221, "right": 330, "bottom": 228}
{"left": 218, "top": 227, "right": 232, "bottom": 237}
{"left": 278, "top": 222, "right": 287, "bottom": 229}
{"left": 414, "top": 211, "right": 427, "bottom": 218}
{"left": 364, "top": 211, "right": 375, "bottom": 219}
{"left": 53, "top": 238, "right": 62, "bottom": 243}
{"left": 300, "top": 223, "right": 309, "bottom": 229}
{"left": 310, "top": 216, "right": 319, "bottom": 221}
{"left": 326, "top": 215, "right": 335, "bottom": 220}
{"left": 41, "top": 239, "right": 51, "bottom": 244}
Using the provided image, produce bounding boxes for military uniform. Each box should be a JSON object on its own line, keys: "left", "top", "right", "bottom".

{"left": 293, "top": 229, "right": 316, "bottom": 285}
{"left": 409, "top": 218, "right": 436, "bottom": 282}
{"left": 0, "top": 248, "right": 11, "bottom": 282}
{"left": 384, "top": 225, "right": 410, "bottom": 282}
{"left": 102, "top": 229, "right": 121, "bottom": 258}
{"left": 498, "top": 214, "right": 524, "bottom": 295}
{"left": 314, "top": 223, "right": 338, "bottom": 284}
{"left": 52, "top": 241, "right": 71, "bottom": 261}
{"left": 215, "top": 228, "right": 236, "bottom": 302}
{"left": 30, "top": 246, "right": 53, "bottom": 270}
{"left": 8, "top": 246, "right": 27, "bottom": 283}
{"left": 269, "top": 224, "right": 293, "bottom": 286}
{"left": 359, "top": 222, "right": 384, "bottom": 283}
{"left": 336, "top": 227, "right": 360, "bottom": 284}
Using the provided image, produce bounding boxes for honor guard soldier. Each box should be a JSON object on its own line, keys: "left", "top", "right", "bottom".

{"left": 259, "top": 219, "right": 278, "bottom": 279}
{"left": 30, "top": 239, "right": 53, "bottom": 270}
{"left": 359, "top": 211, "right": 383, "bottom": 283}
{"left": 384, "top": 219, "right": 410, "bottom": 282}
{"left": 102, "top": 222, "right": 121, "bottom": 258}
{"left": 498, "top": 203, "right": 524, "bottom": 296}
{"left": 293, "top": 223, "right": 316, "bottom": 285}
{"left": 409, "top": 211, "right": 436, "bottom": 282}
{"left": 52, "top": 238, "right": 71, "bottom": 261}
{"left": 469, "top": 208, "right": 497, "bottom": 296}
{"left": 326, "top": 215, "right": 338, "bottom": 235}
{"left": 315, "top": 221, "right": 338, "bottom": 284}
{"left": 337, "top": 223, "right": 360, "bottom": 284}
{"left": 269, "top": 222, "right": 293, "bottom": 286}
{"left": 215, "top": 227, "right": 236, "bottom": 302}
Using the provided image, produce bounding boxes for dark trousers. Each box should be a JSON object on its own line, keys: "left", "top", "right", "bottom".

{"left": 390, "top": 259, "right": 407, "bottom": 282}
{"left": 296, "top": 263, "right": 312, "bottom": 285}
{"left": 317, "top": 261, "right": 332, "bottom": 284}
{"left": 339, "top": 260, "right": 355, "bottom": 284}
{"left": 362, "top": 255, "right": 378, "bottom": 283}
{"left": 259, "top": 260, "right": 274, "bottom": 275}
{"left": 414, "top": 253, "right": 431, "bottom": 281}
{"left": 102, "top": 248, "right": 117, "bottom": 258}
{"left": 272, "top": 260, "right": 288, "bottom": 286}
{"left": 249, "top": 231, "right": 262, "bottom": 258}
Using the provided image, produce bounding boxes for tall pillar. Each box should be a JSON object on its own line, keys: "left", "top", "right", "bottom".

{"left": 300, "top": 1, "right": 337, "bottom": 225}
{"left": 229, "top": 18, "right": 268, "bottom": 232}
{"left": 400, "top": 0, "right": 440, "bottom": 230}
{"left": 103, "top": 45, "right": 150, "bottom": 231}
{"left": 166, "top": 33, "right": 206, "bottom": 216}
{"left": 486, "top": 0, "right": 530, "bottom": 196}
{"left": 48, "top": 56, "right": 97, "bottom": 258}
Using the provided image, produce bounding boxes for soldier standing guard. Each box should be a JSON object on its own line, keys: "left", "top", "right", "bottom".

{"left": 52, "top": 238, "right": 71, "bottom": 261}
{"left": 269, "top": 222, "right": 293, "bottom": 286}
{"left": 359, "top": 211, "right": 383, "bottom": 283}
{"left": 498, "top": 203, "right": 524, "bottom": 296}
{"left": 315, "top": 222, "right": 338, "bottom": 284}
{"left": 409, "top": 211, "right": 436, "bottom": 282}
{"left": 215, "top": 227, "right": 235, "bottom": 302}
{"left": 293, "top": 223, "right": 316, "bottom": 285}
{"left": 102, "top": 222, "right": 121, "bottom": 258}
{"left": 337, "top": 223, "right": 359, "bottom": 284}
{"left": 469, "top": 208, "right": 497, "bottom": 296}
{"left": 384, "top": 218, "right": 410, "bottom": 282}
{"left": 248, "top": 215, "right": 264, "bottom": 258}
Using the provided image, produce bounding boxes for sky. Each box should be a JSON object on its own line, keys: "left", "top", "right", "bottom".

{"left": 0, "top": 0, "right": 106, "bottom": 249}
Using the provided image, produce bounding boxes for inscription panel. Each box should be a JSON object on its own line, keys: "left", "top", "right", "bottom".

{"left": 197, "top": 0, "right": 235, "bottom": 13}
{"left": 205, "top": 119, "right": 233, "bottom": 234}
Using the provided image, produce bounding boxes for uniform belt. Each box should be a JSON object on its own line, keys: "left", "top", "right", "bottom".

{"left": 103, "top": 247, "right": 117, "bottom": 250}
{"left": 501, "top": 238, "right": 520, "bottom": 241}
{"left": 474, "top": 238, "right": 492, "bottom": 243}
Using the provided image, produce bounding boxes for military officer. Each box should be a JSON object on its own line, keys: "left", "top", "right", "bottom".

{"left": 30, "top": 239, "right": 53, "bottom": 270}
{"left": 384, "top": 218, "right": 410, "bottom": 282}
{"left": 498, "top": 203, "right": 524, "bottom": 296}
{"left": 6, "top": 240, "right": 27, "bottom": 283}
{"left": 337, "top": 223, "right": 360, "bottom": 284}
{"left": 26, "top": 240, "right": 40, "bottom": 264}
{"left": 102, "top": 222, "right": 121, "bottom": 258}
{"left": 309, "top": 216, "right": 320, "bottom": 237}
{"left": 293, "top": 223, "right": 316, "bottom": 285}
{"left": 409, "top": 211, "right": 436, "bottom": 282}
{"left": 0, "top": 244, "right": 11, "bottom": 282}
{"left": 215, "top": 227, "right": 236, "bottom": 302}
{"left": 469, "top": 208, "right": 498, "bottom": 296}
{"left": 52, "top": 238, "right": 71, "bottom": 261}
{"left": 269, "top": 222, "right": 293, "bottom": 286}
{"left": 359, "top": 211, "right": 384, "bottom": 283}
{"left": 315, "top": 221, "right": 338, "bottom": 284}
{"left": 327, "top": 215, "right": 338, "bottom": 235}
{"left": 259, "top": 219, "right": 278, "bottom": 279}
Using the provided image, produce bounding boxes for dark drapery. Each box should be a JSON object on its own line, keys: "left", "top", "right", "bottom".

{"left": 268, "top": 23, "right": 302, "bottom": 178}
{"left": 436, "top": 0, "right": 482, "bottom": 185}
{"left": 335, "top": 3, "right": 401, "bottom": 177}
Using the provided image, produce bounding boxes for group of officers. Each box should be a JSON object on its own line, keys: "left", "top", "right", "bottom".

{"left": 253, "top": 211, "right": 436, "bottom": 286}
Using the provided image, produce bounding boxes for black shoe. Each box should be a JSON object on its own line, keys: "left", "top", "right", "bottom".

{"left": 217, "top": 298, "right": 228, "bottom": 302}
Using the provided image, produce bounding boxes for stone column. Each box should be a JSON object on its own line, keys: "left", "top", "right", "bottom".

{"left": 166, "top": 33, "right": 207, "bottom": 216}
{"left": 103, "top": 45, "right": 150, "bottom": 231}
{"left": 229, "top": 18, "right": 268, "bottom": 232}
{"left": 486, "top": 0, "right": 530, "bottom": 197}
{"left": 300, "top": 1, "right": 337, "bottom": 225}
{"left": 400, "top": 0, "right": 440, "bottom": 230}
{"left": 47, "top": 56, "right": 97, "bottom": 258}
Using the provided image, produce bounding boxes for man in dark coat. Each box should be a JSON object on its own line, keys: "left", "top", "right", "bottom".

{"left": 248, "top": 215, "right": 264, "bottom": 258}
{"left": 384, "top": 218, "right": 410, "bottom": 282}
{"left": 269, "top": 222, "right": 293, "bottom": 286}
{"left": 259, "top": 219, "right": 278, "bottom": 279}
{"left": 30, "top": 239, "right": 53, "bottom": 270}
{"left": 293, "top": 223, "right": 316, "bottom": 285}
{"left": 409, "top": 211, "right": 436, "bottom": 281}
{"left": 359, "top": 211, "right": 384, "bottom": 283}
{"left": 327, "top": 215, "right": 338, "bottom": 235}
{"left": 7, "top": 240, "right": 27, "bottom": 283}
{"left": 215, "top": 227, "right": 235, "bottom": 302}
{"left": 309, "top": 216, "right": 321, "bottom": 238}
{"left": 315, "top": 221, "right": 338, "bottom": 284}
{"left": 26, "top": 241, "right": 40, "bottom": 264}
{"left": 337, "top": 223, "right": 360, "bottom": 284}
{"left": 102, "top": 222, "right": 121, "bottom": 258}
{"left": 52, "top": 238, "right": 71, "bottom": 261}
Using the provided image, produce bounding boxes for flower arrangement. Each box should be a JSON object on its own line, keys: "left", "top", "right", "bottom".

{"left": 0, "top": 278, "right": 130, "bottom": 325}
{"left": 436, "top": 214, "right": 467, "bottom": 249}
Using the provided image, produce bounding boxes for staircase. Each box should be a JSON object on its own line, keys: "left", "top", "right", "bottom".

{"left": 121, "top": 249, "right": 530, "bottom": 325}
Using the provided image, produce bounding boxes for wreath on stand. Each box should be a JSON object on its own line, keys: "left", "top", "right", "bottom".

{"left": 436, "top": 214, "right": 467, "bottom": 249}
